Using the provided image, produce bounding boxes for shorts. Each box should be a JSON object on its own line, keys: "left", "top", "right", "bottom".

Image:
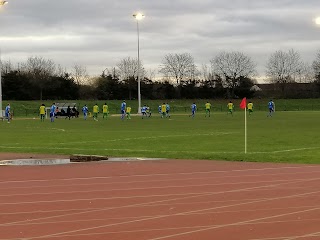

{"left": 248, "top": 109, "right": 253, "bottom": 113}
{"left": 50, "top": 112, "right": 55, "bottom": 117}
{"left": 121, "top": 110, "right": 126, "bottom": 114}
{"left": 206, "top": 109, "right": 210, "bottom": 112}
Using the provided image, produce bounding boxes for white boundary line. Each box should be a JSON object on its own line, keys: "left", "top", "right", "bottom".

{"left": 1, "top": 145, "right": 319, "bottom": 154}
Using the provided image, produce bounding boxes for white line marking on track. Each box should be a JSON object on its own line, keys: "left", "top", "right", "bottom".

{"left": 282, "top": 231, "right": 320, "bottom": 240}
{"left": 1, "top": 218, "right": 320, "bottom": 239}
{"left": 0, "top": 178, "right": 312, "bottom": 198}
{"left": 0, "top": 165, "right": 316, "bottom": 184}
{"left": 1, "top": 177, "right": 320, "bottom": 206}
{"left": 6, "top": 178, "right": 320, "bottom": 239}
{"left": 146, "top": 207, "right": 320, "bottom": 240}
{"left": 1, "top": 169, "right": 320, "bottom": 191}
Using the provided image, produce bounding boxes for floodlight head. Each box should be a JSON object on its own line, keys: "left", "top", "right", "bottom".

{"left": 0, "top": 1, "right": 8, "bottom": 6}
{"left": 315, "top": 17, "right": 320, "bottom": 25}
{"left": 133, "top": 13, "right": 145, "bottom": 20}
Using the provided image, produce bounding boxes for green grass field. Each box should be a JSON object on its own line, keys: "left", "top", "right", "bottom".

{"left": 5, "top": 98, "right": 320, "bottom": 117}
{"left": 1, "top": 110, "right": 319, "bottom": 163}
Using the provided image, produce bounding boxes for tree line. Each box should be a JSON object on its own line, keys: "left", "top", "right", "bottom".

{"left": 1, "top": 49, "right": 320, "bottom": 100}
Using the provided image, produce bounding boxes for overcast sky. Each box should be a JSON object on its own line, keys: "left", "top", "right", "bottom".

{"left": 0, "top": 0, "right": 319, "bottom": 80}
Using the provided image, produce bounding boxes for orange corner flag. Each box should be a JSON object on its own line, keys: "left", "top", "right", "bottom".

{"left": 240, "top": 97, "right": 247, "bottom": 109}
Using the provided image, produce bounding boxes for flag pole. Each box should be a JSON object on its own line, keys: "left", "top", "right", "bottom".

{"left": 245, "top": 106, "right": 247, "bottom": 154}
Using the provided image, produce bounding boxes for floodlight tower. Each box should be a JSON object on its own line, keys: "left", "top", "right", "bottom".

{"left": 133, "top": 12, "right": 145, "bottom": 114}
{"left": 0, "top": 0, "right": 8, "bottom": 118}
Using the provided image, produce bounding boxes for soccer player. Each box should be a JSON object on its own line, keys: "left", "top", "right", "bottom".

{"left": 50, "top": 103, "right": 56, "bottom": 122}
{"left": 126, "top": 106, "right": 131, "bottom": 119}
{"left": 82, "top": 104, "right": 89, "bottom": 120}
{"left": 39, "top": 104, "right": 46, "bottom": 122}
{"left": 102, "top": 103, "right": 109, "bottom": 119}
{"left": 158, "top": 105, "right": 162, "bottom": 116}
{"left": 146, "top": 105, "right": 152, "bottom": 118}
{"left": 190, "top": 103, "right": 197, "bottom": 118}
{"left": 247, "top": 101, "right": 254, "bottom": 115}
{"left": 205, "top": 101, "right": 211, "bottom": 117}
{"left": 267, "top": 99, "right": 275, "bottom": 117}
{"left": 65, "top": 106, "right": 72, "bottom": 120}
{"left": 161, "top": 103, "right": 166, "bottom": 118}
{"left": 166, "top": 103, "right": 170, "bottom": 118}
{"left": 141, "top": 105, "right": 147, "bottom": 119}
{"left": 121, "top": 100, "right": 126, "bottom": 120}
{"left": 5, "top": 103, "right": 11, "bottom": 123}
{"left": 93, "top": 103, "right": 99, "bottom": 121}
{"left": 227, "top": 101, "right": 234, "bottom": 115}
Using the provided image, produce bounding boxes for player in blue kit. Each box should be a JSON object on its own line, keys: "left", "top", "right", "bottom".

{"left": 82, "top": 104, "right": 89, "bottom": 120}
{"left": 141, "top": 105, "right": 147, "bottom": 119}
{"left": 50, "top": 103, "right": 56, "bottom": 122}
{"left": 267, "top": 100, "right": 275, "bottom": 117}
{"left": 121, "top": 100, "right": 126, "bottom": 120}
{"left": 5, "top": 103, "right": 11, "bottom": 123}
{"left": 190, "top": 103, "right": 197, "bottom": 118}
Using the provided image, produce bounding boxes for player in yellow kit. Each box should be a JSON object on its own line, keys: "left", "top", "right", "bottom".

{"left": 227, "top": 101, "right": 234, "bottom": 115}
{"left": 205, "top": 101, "right": 211, "bottom": 117}
{"left": 102, "top": 103, "right": 109, "bottom": 119}
{"left": 126, "top": 106, "right": 131, "bottom": 119}
{"left": 161, "top": 103, "right": 166, "bottom": 118}
{"left": 247, "top": 101, "right": 253, "bottom": 115}
{"left": 39, "top": 104, "right": 46, "bottom": 122}
{"left": 93, "top": 103, "right": 99, "bottom": 121}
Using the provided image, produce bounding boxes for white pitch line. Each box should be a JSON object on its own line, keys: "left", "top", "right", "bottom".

{"left": 2, "top": 146, "right": 318, "bottom": 155}
{"left": 0, "top": 165, "right": 316, "bottom": 185}
{"left": 5, "top": 178, "right": 320, "bottom": 239}
{"left": 0, "top": 178, "right": 308, "bottom": 198}
{"left": 250, "top": 147, "right": 320, "bottom": 154}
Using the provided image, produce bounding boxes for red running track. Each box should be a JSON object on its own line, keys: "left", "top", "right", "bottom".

{"left": 0, "top": 160, "right": 320, "bottom": 240}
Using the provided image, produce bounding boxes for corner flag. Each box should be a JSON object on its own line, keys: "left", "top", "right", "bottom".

{"left": 240, "top": 97, "right": 247, "bottom": 154}
{"left": 240, "top": 97, "right": 246, "bottom": 109}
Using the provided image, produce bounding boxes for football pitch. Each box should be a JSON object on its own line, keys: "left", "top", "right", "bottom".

{"left": 0, "top": 111, "right": 319, "bottom": 163}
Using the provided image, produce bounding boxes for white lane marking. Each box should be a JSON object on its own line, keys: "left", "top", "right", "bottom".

{"left": 7, "top": 178, "right": 320, "bottom": 239}
{"left": 146, "top": 207, "right": 320, "bottom": 240}
{"left": 1, "top": 169, "right": 320, "bottom": 191}
{"left": 0, "top": 165, "right": 316, "bottom": 184}
{"left": 282, "top": 230, "right": 320, "bottom": 240}
{"left": 0, "top": 178, "right": 310, "bottom": 198}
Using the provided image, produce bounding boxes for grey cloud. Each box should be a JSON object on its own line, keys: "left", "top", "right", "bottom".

{"left": 0, "top": 0, "right": 319, "bottom": 78}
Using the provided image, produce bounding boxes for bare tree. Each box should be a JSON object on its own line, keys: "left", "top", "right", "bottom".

{"left": 296, "top": 62, "right": 314, "bottom": 83}
{"left": 211, "top": 51, "right": 256, "bottom": 97}
{"left": 21, "top": 56, "right": 56, "bottom": 100}
{"left": 159, "top": 53, "right": 198, "bottom": 84}
{"left": 117, "top": 57, "right": 145, "bottom": 99}
{"left": 117, "top": 57, "right": 145, "bottom": 82}
{"left": 71, "top": 64, "right": 89, "bottom": 85}
{"left": 0, "top": 60, "right": 14, "bottom": 74}
{"left": 266, "top": 49, "right": 305, "bottom": 92}
{"left": 312, "top": 50, "right": 320, "bottom": 76}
